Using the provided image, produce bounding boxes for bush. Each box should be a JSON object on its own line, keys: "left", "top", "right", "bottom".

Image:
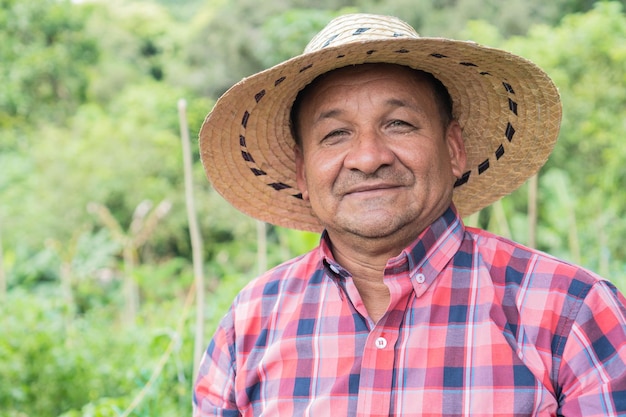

{"left": 0, "top": 289, "right": 195, "bottom": 417}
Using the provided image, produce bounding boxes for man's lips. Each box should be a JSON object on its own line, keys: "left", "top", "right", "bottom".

{"left": 343, "top": 183, "right": 403, "bottom": 195}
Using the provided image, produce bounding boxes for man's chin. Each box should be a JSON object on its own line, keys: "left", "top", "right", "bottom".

{"left": 333, "top": 214, "right": 410, "bottom": 240}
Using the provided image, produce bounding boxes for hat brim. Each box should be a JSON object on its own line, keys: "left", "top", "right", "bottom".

{"left": 199, "top": 38, "right": 561, "bottom": 232}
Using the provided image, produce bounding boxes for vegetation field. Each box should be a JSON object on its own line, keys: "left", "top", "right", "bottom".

{"left": 1, "top": 0, "right": 625, "bottom": 415}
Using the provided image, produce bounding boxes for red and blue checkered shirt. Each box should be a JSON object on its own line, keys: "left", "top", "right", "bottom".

{"left": 194, "top": 207, "right": 626, "bottom": 416}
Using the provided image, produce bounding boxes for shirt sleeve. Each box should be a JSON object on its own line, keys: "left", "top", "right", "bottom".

{"left": 193, "top": 308, "right": 242, "bottom": 417}
{"left": 557, "top": 280, "right": 626, "bottom": 416}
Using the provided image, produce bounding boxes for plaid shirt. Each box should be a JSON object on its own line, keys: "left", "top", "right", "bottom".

{"left": 194, "top": 207, "right": 626, "bottom": 416}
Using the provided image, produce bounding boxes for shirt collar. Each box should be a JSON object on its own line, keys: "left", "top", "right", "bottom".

{"left": 318, "top": 205, "right": 465, "bottom": 295}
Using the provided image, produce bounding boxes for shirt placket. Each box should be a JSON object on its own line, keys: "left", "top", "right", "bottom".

{"left": 356, "top": 272, "right": 414, "bottom": 417}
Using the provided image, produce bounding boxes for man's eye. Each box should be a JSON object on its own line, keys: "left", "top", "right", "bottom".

{"left": 323, "top": 130, "right": 347, "bottom": 140}
{"left": 388, "top": 120, "right": 418, "bottom": 132}
{"left": 390, "top": 120, "right": 410, "bottom": 127}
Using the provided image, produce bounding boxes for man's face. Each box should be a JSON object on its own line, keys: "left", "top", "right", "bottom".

{"left": 295, "top": 64, "right": 466, "bottom": 244}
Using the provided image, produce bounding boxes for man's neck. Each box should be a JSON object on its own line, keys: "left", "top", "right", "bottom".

{"left": 326, "top": 229, "right": 420, "bottom": 323}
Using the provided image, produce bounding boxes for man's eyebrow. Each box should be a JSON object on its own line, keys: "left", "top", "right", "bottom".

{"left": 386, "top": 98, "right": 408, "bottom": 108}
{"left": 385, "top": 98, "right": 427, "bottom": 116}
{"left": 313, "top": 109, "right": 343, "bottom": 125}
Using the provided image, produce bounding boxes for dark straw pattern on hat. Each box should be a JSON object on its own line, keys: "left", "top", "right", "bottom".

{"left": 199, "top": 14, "right": 562, "bottom": 232}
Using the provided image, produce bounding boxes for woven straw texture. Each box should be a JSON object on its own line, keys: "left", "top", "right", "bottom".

{"left": 199, "top": 14, "right": 562, "bottom": 232}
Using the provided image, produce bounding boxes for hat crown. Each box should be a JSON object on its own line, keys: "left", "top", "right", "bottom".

{"left": 304, "top": 14, "right": 420, "bottom": 54}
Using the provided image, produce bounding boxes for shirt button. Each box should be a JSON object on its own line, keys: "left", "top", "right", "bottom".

{"left": 415, "top": 273, "right": 426, "bottom": 284}
{"left": 329, "top": 264, "right": 340, "bottom": 274}
{"left": 375, "top": 337, "right": 387, "bottom": 349}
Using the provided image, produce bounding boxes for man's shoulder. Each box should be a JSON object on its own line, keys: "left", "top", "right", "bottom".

{"left": 235, "top": 246, "right": 324, "bottom": 303}
{"left": 223, "top": 247, "right": 327, "bottom": 341}
{"left": 464, "top": 226, "right": 603, "bottom": 291}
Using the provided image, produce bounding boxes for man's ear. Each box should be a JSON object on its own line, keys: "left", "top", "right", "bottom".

{"left": 446, "top": 121, "right": 467, "bottom": 179}
{"left": 294, "top": 145, "right": 309, "bottom": 201}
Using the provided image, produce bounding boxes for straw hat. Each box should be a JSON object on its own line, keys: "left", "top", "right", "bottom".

{"left": 199, "top": 13, "right": 561, "bottom": 233}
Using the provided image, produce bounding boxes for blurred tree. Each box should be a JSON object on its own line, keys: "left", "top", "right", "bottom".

{"left": 3, "top": 81, "right": 181, "bottom": 246}
{"left": 254, "top": 9, "right": 352, "bottom": 68}
{"left": 183, "top": 0, "right": 354, "bottom": 97}
{"left": 462, "top": 2, "right": 626, "bottom": 287}
{"left": 0, "top": 0, "right": 98, "bottom": 127}
{"left": 355, "top": 0, "right": 625, "bottom": 37}
{"left": 81, "top": 0, "right": 179, "bottom": 102}
{"left": 181, "top": 0, "right": 618, "bottom": 100}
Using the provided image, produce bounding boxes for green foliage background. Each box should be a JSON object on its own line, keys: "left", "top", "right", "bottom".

{"left": 0, "top": 0, "right": 625, "bottom": 415}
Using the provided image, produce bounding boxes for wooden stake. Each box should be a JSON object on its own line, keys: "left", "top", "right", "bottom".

{"left": 177, "top": 98, "right": 206, "bottom": 380}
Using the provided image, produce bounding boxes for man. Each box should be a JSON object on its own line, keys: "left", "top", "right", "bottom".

{"left": 194, "top": 13, "right": 626, "bottom": 416}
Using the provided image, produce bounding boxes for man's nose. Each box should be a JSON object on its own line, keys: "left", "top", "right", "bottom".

{"left": 343, "top": 130, "right": 395, "bottom": 174}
